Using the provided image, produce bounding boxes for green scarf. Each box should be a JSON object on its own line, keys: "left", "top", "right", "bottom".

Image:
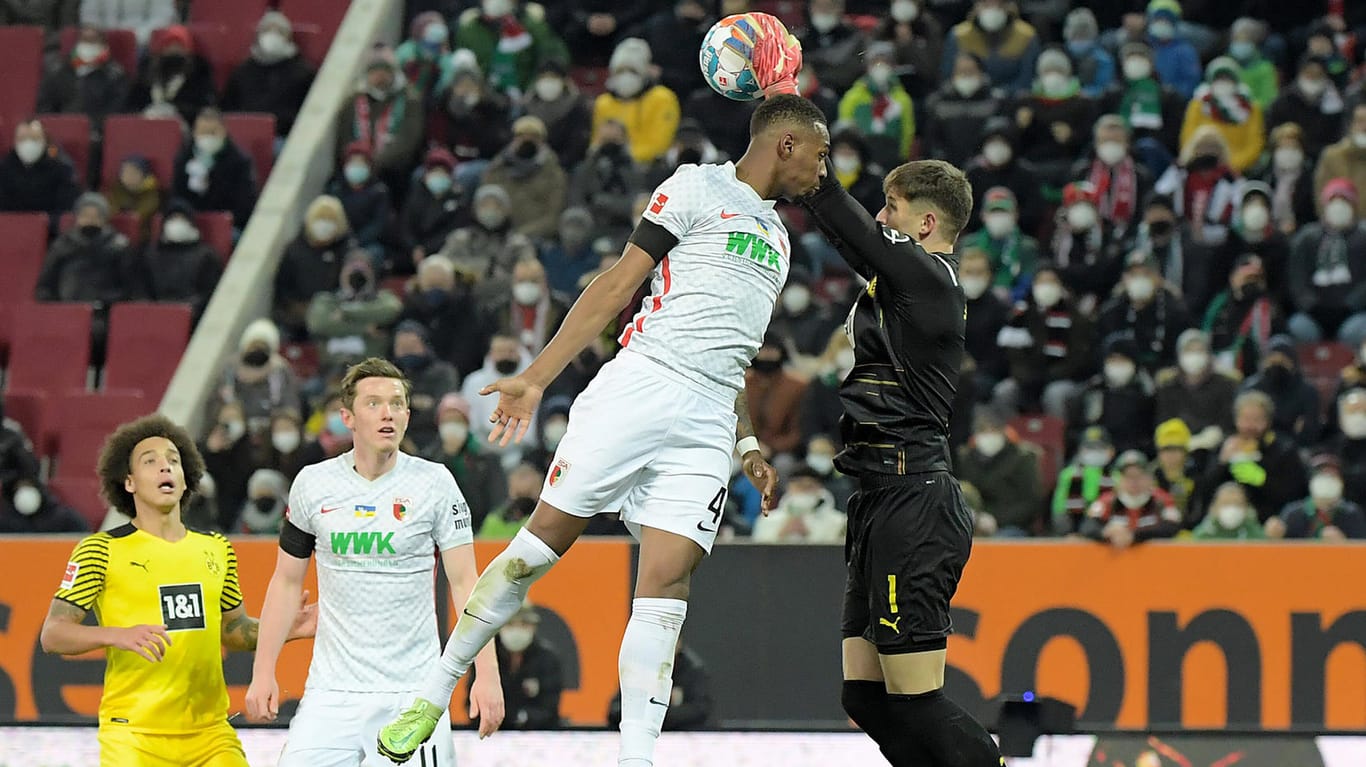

{"left": 1119, "top": 77, "right": 1164, "bottom": 132}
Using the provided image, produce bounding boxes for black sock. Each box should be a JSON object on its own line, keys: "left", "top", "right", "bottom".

{"left": 885, "top": 689, "right": 1004, "bottom": 767}
{"left": 842, "top": 680, "right": 934, "bottom": 767}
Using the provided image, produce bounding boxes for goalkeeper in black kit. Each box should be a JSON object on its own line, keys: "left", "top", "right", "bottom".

{"left": 797, "top": 155, "right": 1005, "bottom": 766}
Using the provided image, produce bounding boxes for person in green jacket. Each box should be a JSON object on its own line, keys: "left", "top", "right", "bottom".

{"left": 1192, "top": 482, "right": 1267, "bottom": 539}
{"left": 1226, "top": 18, "right": 1277, "bottom": 110}
{"left": 836, "top": 41, "right": 915, "bottom": 170}
{"left": 477, "top": 462, "right": 544, "bottom": 540}
{"left": 958, "top": 186, "right": 1041, "bottom": 295}
{"left": 454, "top": 0, "right": 569, "bottom": 96}
{"left": 1052, "top": 426, "right": 1116, "bottom": 535}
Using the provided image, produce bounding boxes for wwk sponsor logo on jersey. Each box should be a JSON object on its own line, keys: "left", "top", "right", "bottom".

{"left": 330, "top": 531, "right": 396, "bottom": 555}
{"left": 724, "top": 231, "right": 782, "bottom": 272}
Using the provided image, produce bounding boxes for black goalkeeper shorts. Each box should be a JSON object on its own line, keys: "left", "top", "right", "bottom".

{"left": 841, "top": 471, "right": 974, "bottom": 654}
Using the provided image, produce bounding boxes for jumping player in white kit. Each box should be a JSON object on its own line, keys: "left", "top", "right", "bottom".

{"left": 376, "top": 94, "right": 829, "bottom": 766}
{"left": 244, "top": 358, "right": 505, "bottom": 766}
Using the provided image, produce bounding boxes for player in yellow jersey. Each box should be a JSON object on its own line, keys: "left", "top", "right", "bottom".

{"left": 39, "top": 414, "right": 318, "bottom": 767}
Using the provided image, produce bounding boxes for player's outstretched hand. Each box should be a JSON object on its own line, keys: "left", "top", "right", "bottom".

{"left": 244, "top": 676, "right": 279, "bottom": 723}
{"left": 288, "top": 589, "right": 319, "bottom": 640}
{"left": 480, "top": 375, "right": 544, "bottom": 447}
{"left": 742, "top": 451, "right": 779, "bottom": 514}
{"left": 110, "top": 624, "right": 171, "bottom": 662}
{"left": 750, "top": 13, "right": 803, "bottom": 97}
{"left": 468, "top": 674, "right": 506, "bottom": 739}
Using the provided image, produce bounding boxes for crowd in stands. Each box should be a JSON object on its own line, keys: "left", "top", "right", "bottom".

{"left": 3, "top": 0, "right": 1366, "bottom": 549}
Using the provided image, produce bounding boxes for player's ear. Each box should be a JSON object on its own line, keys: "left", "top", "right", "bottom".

{"left": 781, "top": 132, "right": 795, "bottom": 158}
{"left": 124, "top": 475, "right": 135, "bottom": 493}
{"left": 921, "top": 211, "right": 936, "bottom": 241}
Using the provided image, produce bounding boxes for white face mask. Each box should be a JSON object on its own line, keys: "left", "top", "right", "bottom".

{"left": 611, "top": 71, "right": 645, "bottom": 98}
{"left": 1178, "top": 350, "right": 1208, "bottom": 376}
{"left": 1274, "top": 147, "right": 1304, "bottom": 170}
{"left": 308, "top": 219, "right": 338, "bottom": 242}
{"left": 809, "top": 11, "right": 840, "bottom": 33}
{"left": 785, "top": 491, "right": 821, "bottom": 513}
{"left": 1123, "top": 57, "right": 1152, "bottom": 81}
{"left": 14, "top": 138, "right": 44, "bottom": 165}
{"left": 1149, "top": 20, "right": 1175, "bottom": 40}
{"left": 272, "top": 430, "right": 301, "bottom": 454}
{"left": 1032, "top": 281, "right": 1062, "bottom": 308}
{"left": 832, "top": 152, "right": 860, "bottom": 176}
{"left": 476, "top": 206, "right": 507, "bottom": 229}
{"left": 533, "top": 76, "right": 564, "bottom": 101}
{"left": 975, "top": 431, "right": 1006, "bottom": 457}
{"left": 512, "top": 280, "right": 543, "bottom": 306}
{"left": 868, "top": 63, "right": 893, "bottom": 87}
{"left": 1117, "top": 490, "right": 1151, "bottom": 508}
{"left": 13, "top": 485, "right": 42, "bottom": 516}
{"left": 543, "top": 420, "right": 568, "bottom": 448}
{"left": 983, "top": 211, "right": 1014, "bottom": 239}
{"left": 1040, "top": 72, "right": 1069, "bottom": 96}
{"left": 1210, "top": 80, "right": 1237, "bottom": 100}
{"left": 1341, "top": 412, "right": 1366, "bottom": 439}
{"left": 1096, "top": 141, "right": 1127, "bottom": 166}
{"left": 960, "top": 275, "right": 989, "bottom": 300}
{"left": 983, "top": 140, "right": 1011, "bottom": 166}
{"left": 1105, "top": 360, "right": 1136, "bottom": 387}
{"left": 890, "top": 0, "right": 918, "bottom": 23}
{"left": 807, "top": 453, "right": 835, "bottom": 475}
{"left": 1298, "top": 76, "right": 1327, "bottom": 97}
{"left": 977, "top": 6, "right": 1007, "bottom": 32}
{"left": 74, "top": 41, "right": 106, "bottom": 61}
{"left": 1310, "top": 474, "right": 1343, "bottom": 502}
{"left": 499, "top": 625, "right": 535, "bottom": 652}
{"left": 258, "top": 30, "right": 291, "bottom": 57}
{"left": 1126, "top": 274, "right": 1156, "bottom": 302}
{"left": 1325, "top": 199, "right": 1356, "bottom": 230}
{"left": 1067, "top": 203, "right": 1097, "bottom": 231}
{"left": 1080, "top": 447, "right": 1112, "bottom": 467}
{"left": 1214, "top": 504, "right": 1246, "bottom": 529}
{"left": 163, "top": 217, "right": 199, "bottom": 244}
{"left": 1241, "top": 204, "right": 1269, "bottom": 231}
{"left": 953, "top": 75, "right": 982, "bottom": 97}
{"left": 1354, "top": 132, "right": 1366, "bottom": 150}
{"left": 195, "top": 134, "right": 224, "bottom": 155}
{"left": 423, "top": 23, "right": 448, "bottom": 45}
{"left": 440, "top": 421, "right": 469, "bottom": 445}
{"left": 482, "top": 0, "right": 513, "bottom": 18}
{"left": 781, "top": 285, "right": 811, "bottom": 314}
{"left": 223, "top": 419, "right": 246, "bottom": 441}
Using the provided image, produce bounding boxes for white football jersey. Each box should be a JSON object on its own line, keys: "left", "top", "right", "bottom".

{"left": 623, "top": 162, "right": 790, "bottom": 396}
{"left": 286, "top": 451, "right": 473, "bottom": 693}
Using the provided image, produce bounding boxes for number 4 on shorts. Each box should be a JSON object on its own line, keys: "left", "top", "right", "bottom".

{"left": 697, "top": 487, "right": 727, "bottom": 533}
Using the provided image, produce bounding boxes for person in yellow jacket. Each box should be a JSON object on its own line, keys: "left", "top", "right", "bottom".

{"left": 591, "top": 37, "right": 680, "bottom": 165}
{"left": 1179, "top": 56, "right": 1264, "bottom": 174}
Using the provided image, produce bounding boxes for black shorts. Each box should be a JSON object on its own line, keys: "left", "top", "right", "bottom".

{"left": 841, "top": 471, "right": 974, "bottom": 654}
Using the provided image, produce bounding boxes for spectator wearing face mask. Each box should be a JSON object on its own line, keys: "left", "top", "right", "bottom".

{"left": 522, "top": 59, "right": 591, "bottom": 168}
{"left": 1097, "top": 250, "right": 1192, "bottom": 375}
{"left": 479, "top": 462, "right": 544, "bottom": 539}
{"left": 836, "top": 41, "right": 915, "bottom": 171}
{"left": 645, "top": 117, "right": 727, "bottom": 192}
{"left": 486, "top": 257, "right": 568, "bottom": 357}
{"left": 237, "top": 468, "right": 289, "bottom": 534}
{"left": 1266, "top": 453, "right": 1366, "bottom": 540}
{"left": 484, "top": 115, "right": 567, "bottom": 239}
{"left": 924, "top": 53, "right": 1006, "bottom": 168}
{"left": 1287, "top": 179, "right": 1366, "bottom": 349}
{"left": 994, "top": 264, "right": 1094, "bottom": 418}
{"left": 440, "top": 184, "right": 538, "bottom": 303}
{"left": 1267, "top": 56, "right": 1343, "bottom": 162}
{"left": 1015, "top": 48, "right": 1095, "bottom": 189}
{"left": 569, "top": 119, "right": 643, "bottom": 242}
{"left": 103, "top": 154, "right": 160, "bottom": 242}
{"left": 1249, "top": 124, "right": 1317, "bottom": 238}
{"left": 1202, "top": 390, "right": 1307, "bottom": 522}
{"left": 1302, "top": 22, "right": 1352, "bottom": 90}
{"left": 396, "top": 11, "right": 451, "bottom": 104}
{"left": 140, "top": 198, "right": 223, "bottom": 324}
{"left": 0, "top": 477, "right": 87, "bottom": 533}
{"left": 301, "top": 392, "right": 355, "bottom": 463}
{"left": 804, "top": 434, "right": 853, "bottom": 511}
{"left": 470, "top": 602, "right": 565, "bottom": 729}
{"left": 266, "top": 408, "right": 308, "bottom": 481}
{"left": 0, "top": 398, "right": 39, "bottom": 501}
{"left": 955, "top": 409, "right": 1041, "bottom": 536}
{"left": 1313, "top": 103, "right": 1366, "bottom": 218}
{"left": 391, "top": 320, "right": 460, "bottom": 450}
{"left": 1217, "top": 183, "right": 1289, "bottom": 311}
{"left": 1327, "top": 388, "right": 1366, "bottom": 506}
{"left": 327, "top": 142, "right": 391, "bottom": 265}
{"left": 960, "top": 187, "right": 1038, "bottom": 297}
{"left": 222, "top": 11, "right": 316, "bottom": 138}
{"left": 592, "top": 38, "right": 679, "bottom": 165}
{"left": 965, "top": 117, "right": 1045, "bottom": 236}
{"left": 35, "top": 192, "right": 136, "bottom": 306}
{"left": 1051, "top": 425, "right": 1117, "bottom": 535}
{"left": 1061, "top": 8, "right": 1114, "bottom": 99}
{"left": 1071, "top": 115, "right": 1152, "bottom": 242}
{"left": 1241, "top": 335, "right": 1322, "bottom": 446}
{"left": 462, "top": 334, "right": 536, "bottom": 465}
{"left": 1081, "top": 450, "right": 1182, "bottom": 548}
{"left": 423, "top": 393, "right": 506, "bottom": 529}
{"left": 1155, "top": 126, "right": 1241, "bottom": 248}
{"left": 868, "top": 0, "right": 944, "bottom": 103}
{"left": 335, "top": 44, "right": 424, "bottom": 191}
{"left": 1066, "top": 334, "right": 1156, "bottom": 456}
{"left": 746, "top": 334, "right": 809, "bottom": 460}
{"left": 36, "top": 25, "right": 129, "bottom": 139}
{"left": 518, "top": 394, "right": 571, "bottom": 474}
{"left": 399, "top": 147, "right": 468, "bottom": 271}
{"left": 455, "top": 0, "right": 569, "bottom": 96}
{"left": 540, "top": 207, "right": 599, "bottom": 297}
{"left": 768, "top": 267, "right": 838, "bottom": 357}
{"left": 800, "top": 0, "right": 867, "bottom": 94}
{"left": 1201, "top": 253, "right": 1284, "bottom": 378}
{"left": 1150, "top": 418, "right": 1197, "bottom": 521}
{"left": 173, "top": 107, "right": 258, "bottom": 230}
{"left": 1223, "top": 18, "right": 1276, "bottom": 110}
{"left": 1342, "top": 348, "right": 1366, "bottom": 403}
{"left": 201, "top": 401, "right": 254, "bottom": 526}
{"left": 1178, "top": 57, "right": 1264, "bottom": 176}
{"left": 305, "top": 250, "right": 403, "bottom": 379}
{"left": 1099, "top": 41, "right": 1185, "bottom": 172}
{"left": 941, "top": 0, "right": 1040, "bottom": 96}
{"left": 1154, "top": 329, "right": 1237, "bottom": 457}
{"left": 1190, "top": 481, "right": 1265, "bottom": 539}
{"left": 398, "top": 255, "right": 492, "bottom": 380}
{"left": 429, "top": 51, "right": 513, "bottom": 177}
{"left": 208, "top": 319, "right": 301, "bottom": 431}
{"left": 274, "top": 195, "right": 355, "bottom": 337}
{"left": 822, "top": 127, "right": 883, "bottom": 217}
{"left": 957, "top": 249, "right": 1009, "bottom": 390}
{"left": 752, "top": 466, "right": 846, "bottom": 543}
{"left": 1051, "top": 182, "right": 1123, "bottom": 310}
{"left": 799, "top": 329, "right": 854, "bottom": 447}
{"left": 128, "top": 24, "right": 216, "bottom": 124}
{"left": 0, "top": 119, "right": 81, "bottom": 230}
{"left": 1144, "top": 0, "right": 1200, "bottom": 99}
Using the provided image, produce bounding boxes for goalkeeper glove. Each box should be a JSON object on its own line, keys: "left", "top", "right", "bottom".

{"left": 750, "top": 14, "right": 803, "bottom": 97}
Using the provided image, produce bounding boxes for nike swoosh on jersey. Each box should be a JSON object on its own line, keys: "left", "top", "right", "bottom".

{"left": 719, "top": 211, "right": 742, "bottom": 219}
{"left": 320, "top": 506, "right": 341, "bottom": 514}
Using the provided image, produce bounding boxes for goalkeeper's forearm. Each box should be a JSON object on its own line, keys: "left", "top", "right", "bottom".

{"left": 250, "top": 567, "right": 304, "bottom": 677}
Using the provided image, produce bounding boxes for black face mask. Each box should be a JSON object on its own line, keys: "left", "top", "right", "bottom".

{"left": 598, "top": 141, "right": 625, "bottom": 159}
{"left": 515, "top": 140, "right": 538, "bottom": 159}
{"left": 1188, "top": 154, "right": 1220, "bottom": 172}
{"left": 506, "top": 495, "right": 537, "bottom": 520}
{"left": 160, "top": 53, "right": 187, "bottom": 72}
{"left": 677, "top": 147, "right": 703, "bottom": 166}
{"left": 1147, "top": 220, "right": 1174, "bottom": 241}
{"left": 1263, "top": 364, "right": 1293, "bottom": 388}
{"left": 494, "top": 358, "right": 518, "bottom": 375}
{"left": 752, "top": 358, "right": 782, "bottom": 374}
{"left": 79, "top": 224, "right": 103, "bottom": 238}
{"left": 242, "top": 348, "right": 269, "bottom": 367}
{"left": 348, "top": 271, "right": 369, "bottom": 292}
{"left": 252, "top": 497, "right": 276, "bottom": 514}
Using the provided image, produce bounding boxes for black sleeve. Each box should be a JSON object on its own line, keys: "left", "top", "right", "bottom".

{"left": 278, "top": 518, "right": 316, "bottom": 559}
{"left": 627, "top": 219, "right": 676, "bottom": 264}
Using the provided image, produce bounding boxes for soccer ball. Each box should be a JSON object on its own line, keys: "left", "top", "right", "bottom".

{"left": 699, "top": 13, "right": 780, "bottom": 102}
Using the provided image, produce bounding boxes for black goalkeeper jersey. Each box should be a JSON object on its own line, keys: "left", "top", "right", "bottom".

{"left": 801, "top": 173, "right": 965, "bottom": 478}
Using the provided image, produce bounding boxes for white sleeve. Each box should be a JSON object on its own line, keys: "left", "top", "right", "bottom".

{"left": 286, "top": 472, "right": 317, "bottom": 536}
{"left": 640, "top": 165, "right": 702, "bottom": 240}
{"left": 433, "top": 468, "right": 475, "bottom": 551}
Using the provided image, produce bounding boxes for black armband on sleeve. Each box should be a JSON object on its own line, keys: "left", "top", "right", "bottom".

{"left": 627, "top": 219, "right": 677, "bottom": 264}
{"left": 279, "top": 519, "right": 317, "bottom": 559}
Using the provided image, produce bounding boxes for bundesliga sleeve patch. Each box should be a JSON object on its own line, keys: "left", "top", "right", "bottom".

{"left": 60, "top": 561, "right": 79, "bottom": 589}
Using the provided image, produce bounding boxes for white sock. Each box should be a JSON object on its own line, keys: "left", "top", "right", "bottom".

{"left": 418, "top": 528, "right": 559, "bottom": 712}
{"left": 617, "top": 597, "right": 688, "bottom": 767}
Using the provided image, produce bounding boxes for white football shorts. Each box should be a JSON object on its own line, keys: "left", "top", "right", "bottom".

{"left": 278, "top": 689, "right": 455, "bottom": 767}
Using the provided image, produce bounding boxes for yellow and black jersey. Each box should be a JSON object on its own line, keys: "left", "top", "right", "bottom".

{"left": 54, "top": 523, "right": 242, "bottom": 733}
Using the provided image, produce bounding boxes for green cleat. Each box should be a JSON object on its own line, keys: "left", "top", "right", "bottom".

{"left": 377, "top": 698, "right": 442, "bottom": 764}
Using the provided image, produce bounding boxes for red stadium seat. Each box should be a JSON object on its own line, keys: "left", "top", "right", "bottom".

{"left": 0, "top": 213, "right": 51, "bottom": 309}
{"left": 0, "top": 27, "right": 44, "bottom": 127}
{"left": 57, "top": 27, "right": 139, "bottom": 79}
{"left": 188, "top": 0, "right": 270, "bottom": 27}
{"left": 6, "top": 303, "right": 93, "bottom": 393}
{"left": 149, "top": 211, "right": 234, "bottom": 263}
{"left": 53, "top": 389, "right": 150, "bottom": 479}
{"left": 1009, "top": 414, "right": 1065, "bottom": 486}
{"left": 281, "top": 340, "right": 319, "bottom": 380}
{"left": 48, "top": 476, "right": 108, "bottom": 529}
{"left": 38, "top": 114, "right": 92, "bottom": 186}
{"left": 101, "top": 116, "right": 183, "bottom": 189}
{"left": 292, "top": 25, "right": 328, "bottom": 69}
{"left": 277, "top": 0, "right": 349, "bottom": 47}
{"left": 1298, "top": 341, "right": 1355, "bottom": 381}
{"left": 188, "top": 23, "right": 256, "bottom": 92}
{"left": 58, "top": 211, "right": 145, "bottom": 248}
{"left": 570, "top": 66, "right": 608, "bottom": 98}
{"left": 223, "top": 112, "right": 276, "bottom": 189}
{"left": 103, "top": 302, "right": 193, "bottom": 397}
{"left": 2, "top": 387, "right": 50, "bottom": 456}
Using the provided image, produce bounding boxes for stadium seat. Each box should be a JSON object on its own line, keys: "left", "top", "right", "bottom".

{"left": 0, "top": 26, "right": 44, "bottom": 127}
{"left": 0, "top": 213, "right": 51, "bottom": 310}
{"left": 57, "top": 27, "right": 139, "bottom": 79}
{"left": 103, "top": 303, "right": 193, "bottom": 397}
{"left": 101, "top": 116, "right": 183, "bottom": 188}
{"left": 148, "top": 211, "right": 235, "bottom": 263}
{"left": 1298, "top": 341, "right": 1355, "bottom": 381}
{"left": 58, "top": 211, "right": 145, "bottom": 248}
{"left": 52, "top": 389, "right": 150, "bottom": 480}
{"left": 570, "top": 66, "right": 608, "bottom": 97}
{"left": 281, "top": 341, "right": 319, "bottom": 380}
{"left": 292, "top": 24, "right": 328, "bottom": 69}
{"left": 6, "top": 303, "right": 93, "bottom": 393}
{"left": 277, "top": 0, "right": 349, "bottom": 47}
{"left": 1009, "top": 414, "right": 1065, "bottom": 487}
{"left": 2, "top": 387, "right": 50, "bottom": 456}
{"left": 223, "top": 112, "right": 276, "bottom": 189}
{"left": 188, "top": 23, "right": 256, "bottom": 92}
{"left": 188, "top": 0, "right": 270, "bottom": 27}
{"left": 48, "top": 476, "right": 108, "bottom": 529}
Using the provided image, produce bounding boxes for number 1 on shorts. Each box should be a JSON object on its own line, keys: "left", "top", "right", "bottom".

{"left": 887, "top": 574, "right": 898, "bottom": 615}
